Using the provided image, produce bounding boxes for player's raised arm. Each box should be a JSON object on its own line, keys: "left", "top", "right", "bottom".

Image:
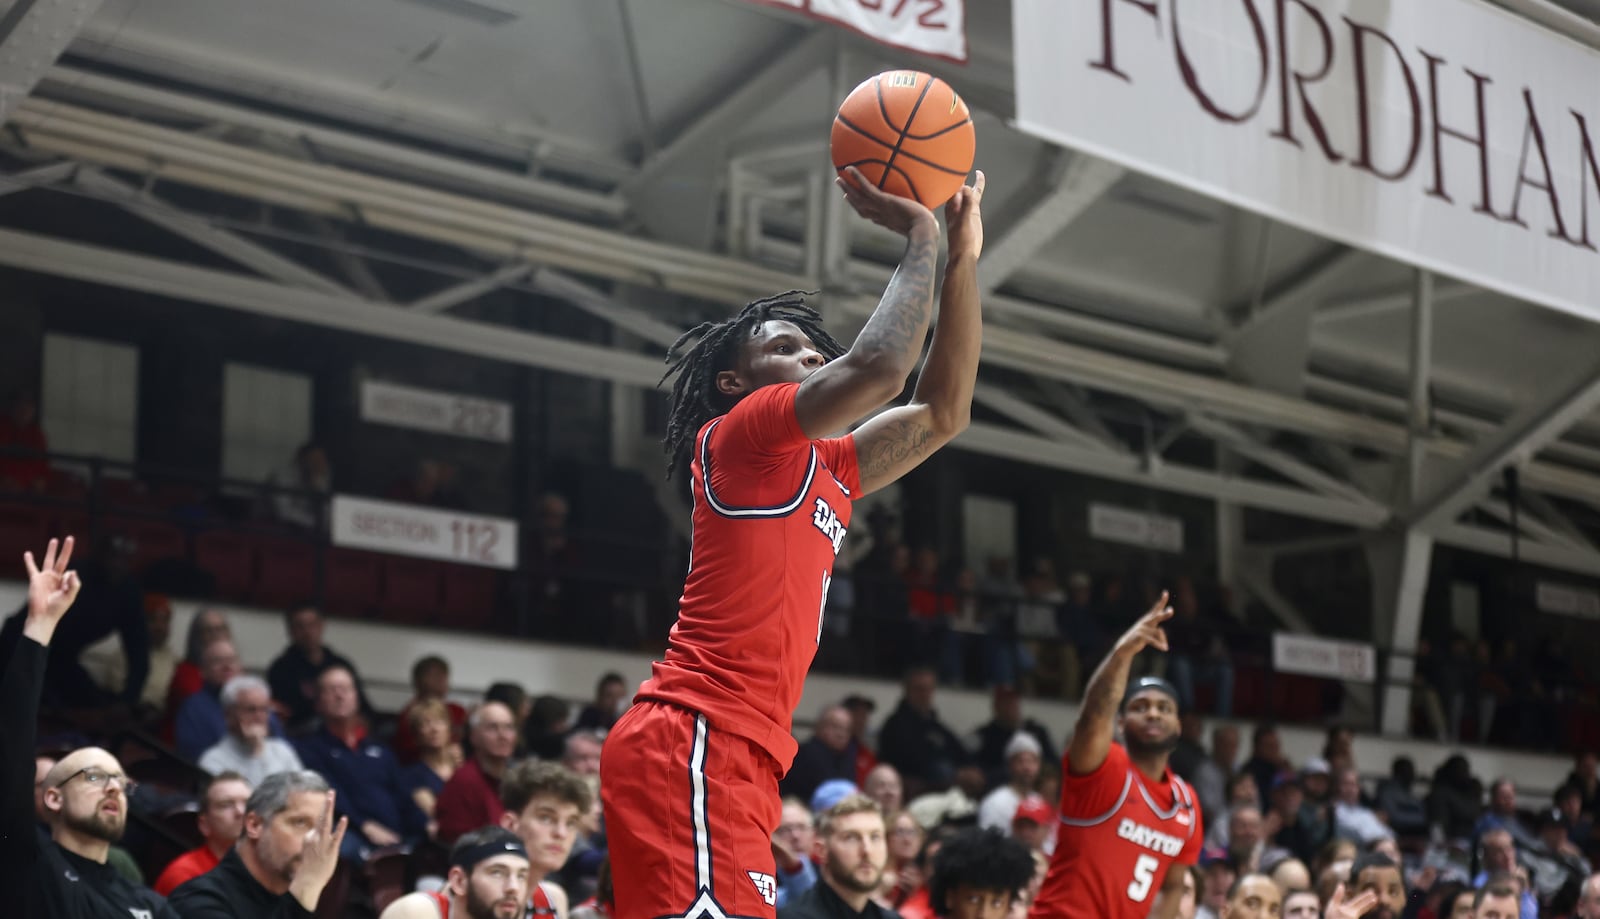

{"left": 851, "top": 171, "right": 985, "bottom": 497}
{"left": 1065, "top": 592, "right": 1172, "bottom": 776}
{"left": 792, "top": 167, "right": 941, "bottom": 440}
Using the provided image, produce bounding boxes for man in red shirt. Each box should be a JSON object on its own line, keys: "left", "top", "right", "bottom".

{"left": 1030, "top": 594, "right": 1204, "bottom": 919}
{"left": 602, "top": 165, "right": 987, "bottom": 919}
{"left": 436, "top": 701, "right": 518, "bottom": 844}
{"left": 154, "top": 771, "right": 252, "bottom": 895}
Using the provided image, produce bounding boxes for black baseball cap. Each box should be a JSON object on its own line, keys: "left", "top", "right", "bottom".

{"left": 1122, "top": 676, "right": 1181, "bottom": 711}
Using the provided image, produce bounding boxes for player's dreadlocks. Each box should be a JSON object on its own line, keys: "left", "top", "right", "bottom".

{"left": 660, "top": 290, "right": 845, "bottom": 480}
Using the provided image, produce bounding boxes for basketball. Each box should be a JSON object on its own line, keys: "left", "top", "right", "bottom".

{"left": 830, "top": 70, "right": 975, "bottom": 209}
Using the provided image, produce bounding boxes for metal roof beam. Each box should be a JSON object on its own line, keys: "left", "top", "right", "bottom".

{"left": 1432, "top": 522, "right": 1600, "bottom": 577}
{"left": 72, "top": 167, "right": 358, "bottom": 298}
{"left": 623, "top": 28, "right": 832, "bottom": 192}
{"left": 977, "top": 153, "right": 1123, "bottom": 295}
{"left": 1408, "top": 361, "right": 1600, "bottom": 531}
{"left": 0, "top": 0, "right": 105, "bottom": 122}
{"left": 959, "top": 422, "right": 1389, "bottom": 527}
{"left": 1185, "top": 413, "right": 1383, "bottom": 512}
{"left": 0, "top": 160, "right": 75, "bottom": 197}
{"left": 409, "top": 261, "right": 535, "bottom": 314}
{"left": 38, "top": 66, "right": 628, "bottom": 219}
{"left": 0, "top": 227, "right": 666, "bottom": 387}
{"left": 970, "top": 383, "right": 1115, "bottom": 452}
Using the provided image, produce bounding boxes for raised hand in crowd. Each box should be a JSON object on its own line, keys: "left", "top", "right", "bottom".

{"left": 23, "top": 535, "right": 81, "bottom": 645}
{"left": 1322, "top": 883, "right": 1378, "bottom": 919}
{"left": 290, "top": 790, "right": 350, "bottom": 911}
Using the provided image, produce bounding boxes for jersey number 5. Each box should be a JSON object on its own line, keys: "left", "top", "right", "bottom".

{"left": 1127, "top": 855, "right": 1159, "bottom": 903}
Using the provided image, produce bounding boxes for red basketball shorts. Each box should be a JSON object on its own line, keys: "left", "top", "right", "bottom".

{"left": 601, "top": 701, "right": 783, "bottom": 919}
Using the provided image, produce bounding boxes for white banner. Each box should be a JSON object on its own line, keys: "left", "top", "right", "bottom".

{"left": 360, "top": 380, "right": 512, "bottom": 444}
{"left": 1088, "top": 502, "right": 1184, "bottom": 552}
{"left": 1536, "top": 580, "right": 1600, "bottom": 620}
{"left": 1013, "top": 0, "right": 1600, "bottom": 322}
{"left": 330, "top": 495, "right": 518, "bottom": 570}
{"left": 1272, "top": 632, "right": 1377, "bottom": 682}
{"left": 743, "top": 0, "right": 966, "bottom": 62}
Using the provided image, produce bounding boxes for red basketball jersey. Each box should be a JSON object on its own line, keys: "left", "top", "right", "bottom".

{"left": 531, "top": 881, "right": 558, "bottom": 916}
{"left": 635, "top": 382, "right": 858, "bottom": 770}
{"left": 1030, "top": 743, "right": 1203, "bottom": 919}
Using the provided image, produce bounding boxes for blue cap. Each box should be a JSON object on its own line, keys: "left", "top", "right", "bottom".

{"left": 810, "top": 779, "right": 859, "bottom": 814}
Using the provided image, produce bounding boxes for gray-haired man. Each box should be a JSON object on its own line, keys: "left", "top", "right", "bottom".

{"left": 168, "top": 769, "right": 348, "bottom": 918}
{"left": 198, "top": 675, "right": 304, "bottom": 786}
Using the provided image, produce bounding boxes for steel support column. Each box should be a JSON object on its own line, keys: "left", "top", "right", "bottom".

{"left": 1377, "top": 269, "right": 1437, "bottom": 736}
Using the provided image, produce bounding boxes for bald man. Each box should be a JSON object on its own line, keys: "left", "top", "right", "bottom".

{"left": 2, "top": 536, "right": 178, "bottom": 918}
{"left": 1220, "top": 874, "right": 1282, "bottom": 919}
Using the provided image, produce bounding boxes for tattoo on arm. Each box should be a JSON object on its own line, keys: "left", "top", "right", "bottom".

{"left": 854, "top": 233, "right": 938, "bottom": 363}
{"left": 1079, "top": 660, "right": 1124, "bottom": 727}
{"left": 859, "top": 419, "right": 933, "bottom": 482}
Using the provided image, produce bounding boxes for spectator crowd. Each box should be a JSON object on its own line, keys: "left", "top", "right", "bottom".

{"left": 7, "top": 536, "right": 1600, "bottom": 919}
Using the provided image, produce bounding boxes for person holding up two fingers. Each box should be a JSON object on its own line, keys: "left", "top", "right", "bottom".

{"left": 167, "top": 768, "right": 350, "bottom": 918}
{"left": 1031, "top": 593, "right": 1204, "bottom": 919}
{"left": 1, "top": 536, "right": 181, "bottom": 919}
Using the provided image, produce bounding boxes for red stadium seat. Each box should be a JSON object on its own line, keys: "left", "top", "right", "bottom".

{"left": 255, "top": 537, "right": 318, "bottom": 607}
{"left": 0, "top": 502, "right": 49, "bottom": 579}
{"left": 442, "top": 565, "right": 499, "bottom": 630}
{"left": 100, "top": 516, "right": 187, "bottom": 574}
{"left": 366, "top": 846, "right": 412, "bottom": 913}
{"left": 381, "top": 558, "right": 444, "bottom": 624}
{"left": 95, "top": 476, "right": 156, "bottom": 510}
{"left": 194, "top": 529, "right": 255, "bottom": 601}
{"left": 324, "top": 548, "right": 383, "bottom": 617}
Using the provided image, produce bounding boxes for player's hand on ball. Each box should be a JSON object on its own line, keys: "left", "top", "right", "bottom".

{"left": 837, "top": 166, "right": 938, "bottom": 238}
{"left": 944, "top": 170, "right": 985, "bottom": 261}
{"left": 1113, "top": 590, "right": 1172, "bottom": 659}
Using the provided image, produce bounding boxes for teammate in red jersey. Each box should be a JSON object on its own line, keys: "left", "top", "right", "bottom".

{"left": 601, "top": 165, "right": 987, "bottom": 919}
{"left": 379, "top": 825, "right": 529, "bottom": 919}
{"left": 1030, "top": 594, "right": 1203, "bottom": 919}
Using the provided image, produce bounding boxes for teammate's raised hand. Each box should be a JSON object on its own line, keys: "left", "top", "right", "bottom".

{"left": 23, "top": 536, "right": 82, "bottom": 646}
{"left": 837, "top": 166, "right": 939, "bottom": 238}
{"left": 1112, "top": 591, "right": 1172, "bottom": 660}
{"left": 1322, "top": 883, "right": 1379, "bottom": 919}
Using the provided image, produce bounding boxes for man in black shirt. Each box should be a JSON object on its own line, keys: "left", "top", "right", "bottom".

{"left": 168, "top": 769, "right": 347, "bottom": 918}
{"left": 1, "top": 535, "right": 178, "bottom": 919}
{"left": 878, "top": 667, "right": 969, "bottom": 798}
{"left": 780, "top": 794, "right": 898, "bottom": 919}
{"left": 266, "top": 605, "right": 374, "bottom": 730}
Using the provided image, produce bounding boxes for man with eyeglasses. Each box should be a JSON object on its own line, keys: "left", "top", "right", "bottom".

{"left": 197, "top": 675, "right": 303, "bottom": 787}
{"left": 1, "top": 536, "right": 179, "bottom": 918}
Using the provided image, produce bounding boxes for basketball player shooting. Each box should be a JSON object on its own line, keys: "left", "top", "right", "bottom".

{"left": 599, "top": 164, "right": 985, "bottom": 919}
{"left": 1029, "top": 594, "right": 1203, "bottom": 919}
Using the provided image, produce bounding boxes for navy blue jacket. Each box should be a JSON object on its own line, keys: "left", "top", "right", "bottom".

{"left": 292, "top": 727, "right": 427, "bottom": 841}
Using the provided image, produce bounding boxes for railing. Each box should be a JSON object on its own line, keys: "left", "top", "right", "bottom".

{"left": 2, "top": 446, "right": 1595, "bottom": 754}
